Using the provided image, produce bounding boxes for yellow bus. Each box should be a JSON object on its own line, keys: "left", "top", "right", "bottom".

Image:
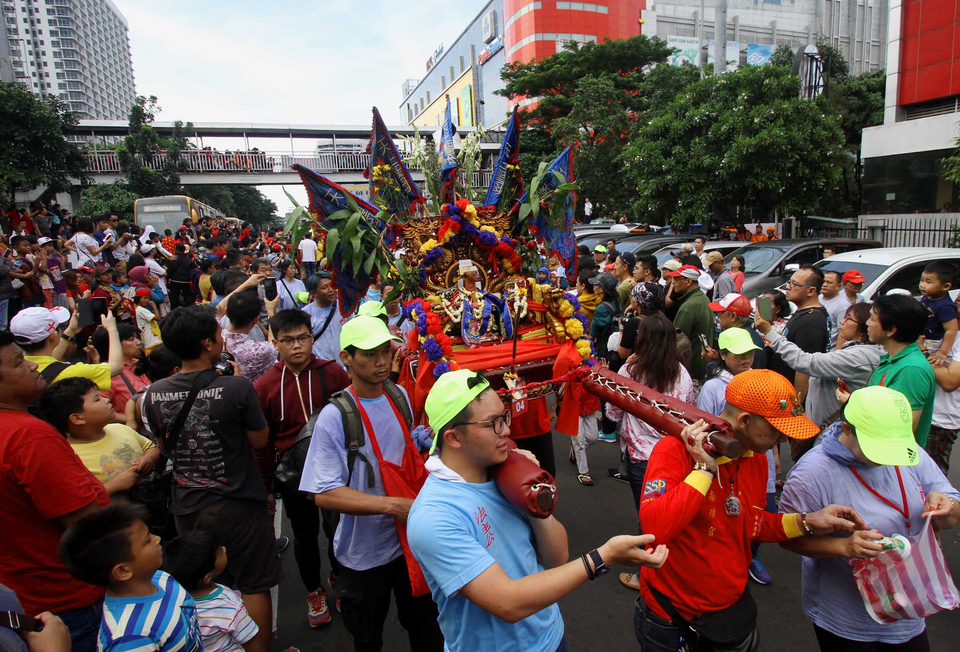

{"left": 133, "top": 195, "right": 224, "bottom": 234}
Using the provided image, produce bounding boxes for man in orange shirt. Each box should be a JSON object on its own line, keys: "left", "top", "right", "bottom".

{"left": 635, "top": 369, "right": 867, "bottom": 651}
{"left": 749, "top": 225, "right": 767, "bottom": 243}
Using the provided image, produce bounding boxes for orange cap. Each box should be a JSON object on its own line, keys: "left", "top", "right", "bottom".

{"left": 725, "top": 369, "right": 819, "bottom": 440}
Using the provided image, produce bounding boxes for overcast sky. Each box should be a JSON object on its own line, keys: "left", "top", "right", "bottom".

{"left": 117, "top": 0, "right": 489, "bottom": 213}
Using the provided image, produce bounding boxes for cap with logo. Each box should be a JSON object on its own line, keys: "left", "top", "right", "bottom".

{"left": 842, "top": 270, "right": 865, "bottom": 284}
{"left": 709, "top": 293, "right": 753, "bottom": 317}
{"left": 340, "top": 315, "right": 401, "bottom": 351}
{"left": 725, "top": 369, "right": 819, "bottom": 440}
{"left": 843, "top": 385, "right": 919, "bottom": 466}
{"left": 667, "top": 264, "right": 702, "bottom": 280}
{"left": 10, "top": 306, "right": 71, "bottom": 344}
{"left": 358, "top": 301, "right": 387, "bottom": 317}
{"left": 37, "top": 237, "right": 53, "bottom": 247}
{"left": 717, "top": 327, "right": 761, "bottom": 355}
{"left": 424, "top": 369, "right": 492, "bottom": 453}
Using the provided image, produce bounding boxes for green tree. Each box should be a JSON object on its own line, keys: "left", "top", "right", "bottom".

{"left": 626, "top": 65, "right": 845, "bottom": 227}
{"left": 79, "top": 180, "right": 140, "bottom": 219}
{"left": 0, "top": 81, "right": 87, "bottom": 202}
{"left": 186, "top": 185, "right": 277, "bottom": 226}
{"left": 118, "top": 95, "right": 193, "bottom": 197}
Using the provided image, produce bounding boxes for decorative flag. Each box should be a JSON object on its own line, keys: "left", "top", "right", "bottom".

{"left": 484, "top": 105, "right": 521, "bottom": 208}
{"left": 364, "top": 106, "right": 425, "bottom": 215}
{"left": 438, "top": 95, "right": 459, "bottom": 204}
{"left": 519, "top": 147, "right": 577, "bottom": 281}
{"left": 294, "top": 164, "right": 381, "bottom": 316}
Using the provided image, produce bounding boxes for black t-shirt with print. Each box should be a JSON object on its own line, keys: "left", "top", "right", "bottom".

{"left": 144, "top": 371, "right": 268, "bottom": 515}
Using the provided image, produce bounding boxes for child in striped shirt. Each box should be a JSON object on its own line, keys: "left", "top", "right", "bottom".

{"left": 162, "top": 530, "right": 259, "bottom": 652}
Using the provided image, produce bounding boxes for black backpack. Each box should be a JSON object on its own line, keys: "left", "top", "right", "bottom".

{"left": 27, "top": 362, "right": 72, "bottom": 418}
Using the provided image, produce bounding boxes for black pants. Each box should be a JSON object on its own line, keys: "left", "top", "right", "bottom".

{"left": 168, "top": 281, "right": 195, "bottom": 309}
{"left": 277, "top": 478, "right": 341, "bottom": 592}
{"left": 814, "top": 625, "right": 929, "bottom": 652}
{"left": 338, "top": 556, "right": 444, "bottom": 652}
{"left": 514, "top": 431, "right": 557, "bottom": 478}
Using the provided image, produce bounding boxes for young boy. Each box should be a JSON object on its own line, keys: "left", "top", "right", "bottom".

{"left": 920, "top": 261, "right": 959, "bottom": 366}
{"left": 162, "top": 530, "right": 259, "bottom": 652}
{"left": 37, "top": 377, "right": 159, "bottom": 497}
{"left": 58, "top": 504, "right": 203, "bottom": 652}
{"left": 135, "top": 287, "right": 163, "bottom": 353}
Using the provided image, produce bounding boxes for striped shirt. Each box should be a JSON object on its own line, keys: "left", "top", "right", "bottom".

{"left": 193, "top": 584, "right": 259, "bottom": 652}
{"left": 99, "top": 571, "right": 202, "bottom": 652}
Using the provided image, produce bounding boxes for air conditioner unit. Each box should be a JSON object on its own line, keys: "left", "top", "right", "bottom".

{"left": 482, "top": 10, "right": 497, "bottom": 43}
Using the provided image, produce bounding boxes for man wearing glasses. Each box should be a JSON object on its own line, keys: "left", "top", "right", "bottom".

{"left": 299, "top": 315, "right": 444, "bottom": 651}
{"left": 254, "top": 309, "right": 349, "bottom": 629}
{"left": 407, "top": 369, "right": 669, "bottom": 652}
{"left": 768, "top": 265, "right": 830, "bottom": 461}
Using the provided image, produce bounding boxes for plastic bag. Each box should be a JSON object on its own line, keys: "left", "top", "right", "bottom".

{"left": 851, "top": 517, "right": 960, "bottom": 624}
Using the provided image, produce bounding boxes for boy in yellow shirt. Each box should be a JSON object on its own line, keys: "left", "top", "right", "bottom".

{"left": 37, "top": 376, "right": 159, "bottom": 497}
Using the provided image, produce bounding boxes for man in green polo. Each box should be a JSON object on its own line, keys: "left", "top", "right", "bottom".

{"left": 865, "top": 294, "right": 936, "bottom": 446}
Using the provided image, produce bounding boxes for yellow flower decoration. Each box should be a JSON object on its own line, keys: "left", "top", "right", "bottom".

{"left": 558, "top": 299, "right": 574, "bottom": 319}
{"left": 565, "top": 318, "right": 584, "bottom": 340}
{"left": 440, "top": 229, "right": 456, "bottom": 245}
{"left": 576, "top": 339, "right": 592, "bottom": 360}
{"left": 480, "top": 225, "right": 499, "bottom": 237}
{"left": 419, "top": 238, "right": 439, "bottom": 253}
{"left": 463, "top": 204, "right": 479, "bottom": 226}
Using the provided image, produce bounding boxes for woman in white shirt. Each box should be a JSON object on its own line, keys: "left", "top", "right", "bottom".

{"left": 141, "top": 244, "right": 168, "bottom": 314}
{"left": 67, "top": 217, "right": 111, "bottom": 266}
{"left": 277, "top": 260, "right": 305, "bottom": 311}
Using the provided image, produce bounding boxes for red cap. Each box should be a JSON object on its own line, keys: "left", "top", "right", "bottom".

{"left": 178, "top": 225, "right": 187, "bottom": 230}
{"left": 272, "top": 244, "right": 282, "bottom": 251}
{"left": 667, "top": 264, "right": 702, "bottom": 280}
{"left": 842, "top": 270, "right": 865, "bottom": 284}
{"left": 708, "top": 293, "right": 753, "bottom": 317}
{"left": 135, "top": 287, "right": 152, "bottom": 298}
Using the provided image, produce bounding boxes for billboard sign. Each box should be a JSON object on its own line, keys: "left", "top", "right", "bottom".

{"left": 426, "top": 44, "right": 445, "bottom": 72}
{"left": 478, "top": 35, "right": 503, "bottom": 65}
{"left": 666, "top": 36, "right": 701, "bottom": 67}
{"left": 707, "top": 40, "right": 740, "bottom": 71}
{"left": 747, "top": 43, "right": 774, "bottom": 66}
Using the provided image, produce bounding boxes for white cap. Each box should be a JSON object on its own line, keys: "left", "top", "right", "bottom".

{"left": 37, "top": 237, "right": 53, "bottom": 246}
{"left": 10, "top": 306, "right": 71, "bottom": 344}
{"left": 140, "top": 243, "right": 156, "bottom": 254}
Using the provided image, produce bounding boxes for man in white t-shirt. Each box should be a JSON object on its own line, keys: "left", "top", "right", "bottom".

{"left": 583, "top": 198, "right": 593, "bottom": 222}
{"left": 299, "top": 236, "right": 318, "bottom": 278}
{"left": 818, "top": 271, "right": 849, "bottom": 351}
{"left": 927, "top": 336, "right": 960, "bottom": 474}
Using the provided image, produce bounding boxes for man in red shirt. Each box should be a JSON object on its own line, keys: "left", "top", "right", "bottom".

{"left": 0, "top": 330, "right": 109, "bottom": 652}
{"left": 636, "top": 369, "right": 867, "bottom": 651}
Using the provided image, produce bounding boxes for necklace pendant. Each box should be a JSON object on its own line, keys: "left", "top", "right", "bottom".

{"left": 724, "top": 494, "right": 742, "bottom": 517}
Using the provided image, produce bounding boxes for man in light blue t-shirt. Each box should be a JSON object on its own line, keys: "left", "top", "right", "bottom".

{"left": 301, "top": 271, "right": 343, "bottom": 363}
{"left": 407, "top": 370, "right": 669, "bottom": 652}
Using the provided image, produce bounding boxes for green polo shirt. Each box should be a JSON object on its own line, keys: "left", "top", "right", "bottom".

{"left": 868, "top": 342, "right": 936, "bottom": 447}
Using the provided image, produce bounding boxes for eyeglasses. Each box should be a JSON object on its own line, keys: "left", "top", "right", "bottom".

{"left": 458, "top": 409, "right": 512, "bottom": 434}
{"left": 786, "top": 280, "right": 815, "bottom": 289}
{"left": 277, "top": 334, "right": 312, "bottom": 346}
{"left": 841, "top": 315, "right": 859, "bottom": 324}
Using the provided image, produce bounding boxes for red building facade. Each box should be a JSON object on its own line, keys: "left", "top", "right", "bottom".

{"left": 898, "top": 0, "right": 960, "bottom": 105}
{"left": 503, "top": 0, "right": 644, "bottom": 66}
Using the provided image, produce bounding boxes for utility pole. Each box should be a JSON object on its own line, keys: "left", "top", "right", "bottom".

{"left": 714, "top": 0, "right": 728, "bottom": 75}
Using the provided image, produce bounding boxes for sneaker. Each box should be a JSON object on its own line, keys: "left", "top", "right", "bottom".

{"left": 306, "top": 589, "right": 332, "bottom": 627}
{"left": 598, "top": 432, "right": 617, "bottom": 443}
{"left": 607, "top": 468, "right": 629, "bottom": 484}
{"left": 276, "top": 536, "right": 291, "bottom": 554}
{"left": 748, "top": 557, "right": 771, "bottom": 585}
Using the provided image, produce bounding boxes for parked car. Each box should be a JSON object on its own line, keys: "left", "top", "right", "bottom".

{"left": 724, "top": 238, "right": 881, "bottom": 298}
{"left": 651, "top": 241, "right": 744, "bottom": 267}
{"left": 810, "top": 247, "right": 960, "bottom": 302}
{"left": 615, "top": 235, "right": 692, "bottom": 257}
{"left": 575, "top": 230, "right": 638, "bottom": 251}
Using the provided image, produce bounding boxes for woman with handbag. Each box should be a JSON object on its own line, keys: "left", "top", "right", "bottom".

{"left": 780, "top": 385, "right": 960, "bottom": 651}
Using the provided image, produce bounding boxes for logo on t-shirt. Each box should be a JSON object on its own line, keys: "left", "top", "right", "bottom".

{"left": 643, "top": 479, "right": 667, "bottom": 497}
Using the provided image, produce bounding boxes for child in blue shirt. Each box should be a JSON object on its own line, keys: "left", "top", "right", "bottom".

{"left": 919, "top": 261, "right": 958, "bottom": 366}
{"left": 59, "top": 504, "right": 202, "bottom": 652}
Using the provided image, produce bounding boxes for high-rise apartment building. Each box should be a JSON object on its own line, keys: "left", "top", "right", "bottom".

{"left": 0, "top": 0, "right": 135, "bottom": 119}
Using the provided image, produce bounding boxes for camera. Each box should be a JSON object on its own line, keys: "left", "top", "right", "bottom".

{"left": 215, "top": 351, "right": 236, "bottom": 376}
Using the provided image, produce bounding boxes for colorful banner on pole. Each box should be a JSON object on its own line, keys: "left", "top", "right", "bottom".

{"left": 520, "top": 147, "right": 577, "bottom": 280}
{"left": 438, "top": 95, "right": 459, "bottom": 204}
{"left": 365, "top": 106, "right": 425, "bottom": 215}
{"left": 484, "top": 105, "right": 520, "bottom": 208}
{"left": 747, "top": 43, "right": 774, "bottom": 66}
{"left": 667, "top": 35, "right": 700, "bottom": 67}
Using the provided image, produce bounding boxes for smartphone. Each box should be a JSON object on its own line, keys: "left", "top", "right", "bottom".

{"left": 836, "top": 378, "right": 850, "bottom": 394}
{"left": 77, "top": 298, "right": 94, "bottom": 327}
{"left": 758, "top": 296, "right": 774, "bottom": 321}
{"left": 263, "top": 277, "right": 278, "bottom": 301}
{"left": 698, "top": 333, "right": 710, "bottom": 349}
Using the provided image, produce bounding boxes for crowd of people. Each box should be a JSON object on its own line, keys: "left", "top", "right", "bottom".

{"left": 1, "top": 213, "right": 959, "bottom": 652}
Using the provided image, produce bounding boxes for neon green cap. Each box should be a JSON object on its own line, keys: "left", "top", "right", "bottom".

{"left": 844, "top": 386, "right": 920, "bottom": 467}
{"left": 425, "top": 369, "right": 491, "bottom": 454}
{"left": 358, "top": 301, "right": 387, "bottom": 317}
{"left": 594, "top": 244, "right": 607, "bottom": 253}
{"left": 295, "top": 291, "right": 311, "bottom": 304}
{"left": 718, "top": 328, "right": 760, "bottom": 355}
{"left": 340, "top": 315, "right": 400, "bottom": 351}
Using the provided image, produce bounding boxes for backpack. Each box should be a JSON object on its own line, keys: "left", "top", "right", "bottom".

{"left": 274, "top": 366, "right": 328, "bottom": 488}
{"left": 27, "top": 362, "right": 72, "bottom": 418}
{"left": 593, "top": 300, "right": 621, "bottom": 361}
{"left": 329, "top": 380, "right": 413, "bottom": 489}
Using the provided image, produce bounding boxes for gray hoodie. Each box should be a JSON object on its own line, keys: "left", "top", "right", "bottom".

{"left": 764, "top": 330, "right": 883, "bottom": 428}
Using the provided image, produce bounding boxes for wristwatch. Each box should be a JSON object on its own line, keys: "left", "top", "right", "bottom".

{"left": 693, "top": 461, "right": 714, "bottom": 475}
{"left": 588, "top": 549, "right": 610, "bottom": 578}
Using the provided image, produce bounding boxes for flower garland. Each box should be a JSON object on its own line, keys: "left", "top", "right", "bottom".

{"left": 403, "top": 298, "right": 459, "bottom": 378}
{"left": 554, "top": 292, "right": 595, "bottom": 362}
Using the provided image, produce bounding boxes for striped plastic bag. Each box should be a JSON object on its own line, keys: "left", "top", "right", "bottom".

{"left": 851, "top": 518, "right": 960, "bottom": 624}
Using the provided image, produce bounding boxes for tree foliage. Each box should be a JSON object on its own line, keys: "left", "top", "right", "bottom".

{"left": 0, "top": 80, "right": 87, "bottom": 202}
{"left": 79, "top": 180, "right": 140, "bottom": 219}
{"left": 626, "top": 65, "right": 846, "bottom": 227}
{"left": 118, "top": 95, "right": 193, "bottom": 198}
{"left": 187, "top": 185, "right": 278, "bottom": 226}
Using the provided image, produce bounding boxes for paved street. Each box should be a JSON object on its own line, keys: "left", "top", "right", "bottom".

{"left": 272, "top": 432, "right": 960, "bottom": 651}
